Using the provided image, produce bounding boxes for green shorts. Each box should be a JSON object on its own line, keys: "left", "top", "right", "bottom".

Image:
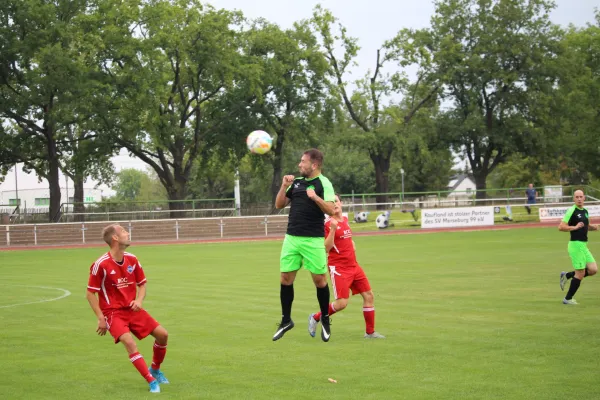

{"left": 568, "top": 241, "right": 596, "bottom": 270}
{"left": 280, "top": 234, "right": 327, "bottom": 275}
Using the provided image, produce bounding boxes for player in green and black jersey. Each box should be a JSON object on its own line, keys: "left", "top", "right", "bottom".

{"left": 272, "top": 148, "right": 336, "bottom": 342}
{"left": 559, "top": 190, "right": 599, "bottom": 304}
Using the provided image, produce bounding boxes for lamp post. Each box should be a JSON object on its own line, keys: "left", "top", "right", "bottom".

{"left": 400, "top": 168, "right": 405, "bottom": 208}
{"left": 15, "top": 163, "right": 19, "bottom": 214}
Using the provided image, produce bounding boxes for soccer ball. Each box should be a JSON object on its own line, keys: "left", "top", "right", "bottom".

{"left": 246, "top": 130, "right": 273, "bottom": 155}
{"left": 354, "top": 212, "right": 369, "bottom": 223}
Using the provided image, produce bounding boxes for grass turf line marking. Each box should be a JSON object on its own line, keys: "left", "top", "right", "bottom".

{"left": 0, "top": 285, "right": 72, "bottom": 309}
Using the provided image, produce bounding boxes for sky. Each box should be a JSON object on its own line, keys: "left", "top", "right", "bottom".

{"left": 1, "top": 0, "right": 597, "bottom": 196}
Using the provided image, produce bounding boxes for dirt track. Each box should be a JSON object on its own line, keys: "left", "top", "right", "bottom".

{"left": 0, "top": 221, "right": 560, "bottom": 252}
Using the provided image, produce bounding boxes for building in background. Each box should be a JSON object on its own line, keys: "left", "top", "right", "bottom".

{"left": 1, "top": 187, "right": 103, "bottom": 210}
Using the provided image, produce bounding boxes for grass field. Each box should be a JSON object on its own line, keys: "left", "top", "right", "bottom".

{"left": 2, "top": 227, "right": 600, "bottom": 400}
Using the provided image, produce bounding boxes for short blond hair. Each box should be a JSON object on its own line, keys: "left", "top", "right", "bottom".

{"left": 102, "top": 224, "right": 119, "bottom": 245}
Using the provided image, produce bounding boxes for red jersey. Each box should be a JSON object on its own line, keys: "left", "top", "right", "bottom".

{"left": 87, "top": 252, "right": 147, "bottom": 313}
{"left": 324, "top": 216, "right": 357, "bottom": 269}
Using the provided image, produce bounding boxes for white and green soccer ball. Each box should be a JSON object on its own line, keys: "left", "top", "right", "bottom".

{"left": 246, "top": 130, "right": 273, "bottom": 155}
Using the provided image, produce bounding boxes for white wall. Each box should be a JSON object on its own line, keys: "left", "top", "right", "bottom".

{"left": 447, "top": 178, "right": 476, "bottom": 197}
{"left": 1, "top": 188, "right": 103, "bottom": 209}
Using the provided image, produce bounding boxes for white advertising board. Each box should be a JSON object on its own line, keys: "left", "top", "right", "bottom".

{"left": 539, "top": 205, "right": 600, "bottom": 221}
{"left": 421, "top": 206, "right": 495, "bottom": 229}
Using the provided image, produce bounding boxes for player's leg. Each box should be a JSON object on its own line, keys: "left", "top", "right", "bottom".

{"left": 123, "top": 310, "right": 163, "bottom": 390}
{"left": 584, "top": 246, "right": 597, "bottom": 276}
{"left": 147, "top": 325, "right": 169, "bottom": 384}
{"left": 564, "top": 242, "right": 586, "bottom": 304}
{"left": 303, "top": 237, "right": 331, "bottom": 342}
{"left": 274, "top": 235, "right": 302, "bottom": 341}
{"left": 352, "top": 266, "right": 384, "bottom": 338}
{"left": 105, "top": 311, "right": 156, "bottom": 388}
{"left": 310, "top": 265, "right": 349, "bottom": 331}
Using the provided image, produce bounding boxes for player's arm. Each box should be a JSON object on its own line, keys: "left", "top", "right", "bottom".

{"left": 325, "top": 219, "right": 337, "bottom": 253}
{"left": 558, "top": 221, "right": 584, "bottom": 231}
{"left": 130, "top": 260, "right": 147, "bottom": 311}
{"left": 130, "top": 284, "right": 146, "bottom": 311}
{"left": 559, "top": 207, "right": 579, "bottom": 231}
{"left": 275, "top": 175, "right": 294, "bottom": 209}
{"left": 310, "top": 177, "right": 336, "bottom": 216}
{"left": 87, "top": 264, "right": 107, "bottom": 336}
{"left": 589, "top": 224, "right": 600, "bottom": 231}
{"left": 308, "top": 193, "right": 335, "bottom": 215}
{"left": 86, "top": 290, "right": 107, "bottom": 336}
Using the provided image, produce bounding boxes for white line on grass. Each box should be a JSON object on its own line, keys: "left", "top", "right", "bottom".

{"left": 0, "top": 285, "right": 72, "bottom": 309}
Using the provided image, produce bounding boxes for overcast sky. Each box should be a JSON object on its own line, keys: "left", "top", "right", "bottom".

{"left": 1, "top": 0, "right": 597, "bottom": 195}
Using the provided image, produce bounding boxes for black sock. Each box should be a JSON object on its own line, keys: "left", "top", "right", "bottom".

{"left": 280, "top": 284, "right": 294, "bottom": 323}
{"left": 566, "top": 271, "right": 575, "bottom": 279}
{"left": 316, "top": 284, "right": 330, "bottom": 320}
{"left": 585, "top": 269, "right": 590, "bottom": 277}
{"left": 565, "top": 278, "right": 581, "bottom": 300}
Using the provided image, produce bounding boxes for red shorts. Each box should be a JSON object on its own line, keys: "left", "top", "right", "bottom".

{"left": 104, "top": 309, "right": 160, "bottom": 343}
{"left": 328, "top": 263, "right": 371, "bottom": 299}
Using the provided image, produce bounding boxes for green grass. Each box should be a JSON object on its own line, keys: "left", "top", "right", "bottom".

{"left": 2, "top": 228, "right": 600, "bottom": 399}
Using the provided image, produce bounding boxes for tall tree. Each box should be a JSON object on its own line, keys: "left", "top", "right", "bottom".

{"left": 99, "top": 0, "right": 243, "bottom": 217}
{"left": 242, "top": 20, "right": 330, "bottom": 205}
{"left": 0, "top": 0, "right": 105, "bottom": 220}
{"left": 546, "top": 11, "right": 600, "bottom": 183}
{"left": 312, "top": 6, "right": 439, "bottom": 205}
{"left": 393, "top": 0, "right": 562, "bottom": 198}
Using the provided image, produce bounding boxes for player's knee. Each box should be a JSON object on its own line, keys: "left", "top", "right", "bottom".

{"left": 336, "top": 299, "right": 348, "bottom": 310}
{"left": 363, "top": 291, "right": 374, "bottom": 304}
{"left": 120, "top": 334, "right": 137, "bottom": 353}
{"left": 280, "top": 272, "right": 295, "bottom": 285}
{"left": 154, "top": 326, "right": 168, "bottom": 344}
{"left": 314, "top": 276, "right": 327, "bottom": 288}
{"left": 588, "top": 264, "right": 598, "bottom": 275}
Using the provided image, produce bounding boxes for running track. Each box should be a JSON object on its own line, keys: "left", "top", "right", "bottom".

{"left": 0, "top": 221, "right": 560, "bottom": 252}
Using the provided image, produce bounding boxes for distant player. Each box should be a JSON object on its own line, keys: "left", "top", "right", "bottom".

{"left": 272, "top": 149, "right": 336, "bottom": 342}
{"left": 86, "top": 225, "right": 169, "bottom": 393}
{"left": 558, "top": 190, "right": 599, "bottom": 304}
{"left": 308, "top": 194, "right": 385, "bottom": 339}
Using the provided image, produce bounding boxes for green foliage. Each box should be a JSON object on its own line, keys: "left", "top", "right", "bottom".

{"left": 312, "top": 6, "right": 449, "bottom": 201}
{"left": 391, "top": 0, "right": 563, "bottom": 196}
{"left": 98, "top": 0, "right": 245, "bottom": 207}
{"left": 545, "top": 12, "right": 600, "bottom": 183}
{"left": 0, "top": 0, "right": 110, "bottom": 219}
{"left": 111, "top": 168, "right": 167, "bottom": 202}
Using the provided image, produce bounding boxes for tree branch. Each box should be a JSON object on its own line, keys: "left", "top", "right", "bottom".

{"left": 403, "top": 85, "right": 439, "bottom": 123}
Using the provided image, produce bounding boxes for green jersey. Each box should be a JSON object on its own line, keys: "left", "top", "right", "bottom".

{"left": 285, "top": 175, "right": 335, "bottom": 237}
{"left": 562, "top": 205, "right": 589, "bottom": 242}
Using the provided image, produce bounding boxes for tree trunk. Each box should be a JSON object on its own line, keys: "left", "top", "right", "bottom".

{"left": 473, "top": 172, "right": 487, "bottom": 201}
{"left": 370, "top": 151, "right": 392, "bottom": 210}
{"left": 47, "top": 130, "right": 62, "bottom": 222}
{"left": 73, "top": 173, "right": 85, "bottom": 222}
{"left": 270, "top": 130, "right": 285, "bottom": 208}
{"left": 166, "top": 179, "right": 187, "bottom": 219}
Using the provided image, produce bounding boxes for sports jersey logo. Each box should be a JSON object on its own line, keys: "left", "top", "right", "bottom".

{"left": 294, "top": 183, "right": 299, "bottom": 189}
{"left": 127, "top": 265, "right": 135, "bottom": 274}
{"left": 110, "top": 270, "right": 116, "bottom": 275}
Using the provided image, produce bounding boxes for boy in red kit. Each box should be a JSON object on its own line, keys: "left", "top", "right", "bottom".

{"left": 86, "top": 224, "right": 169, "bottom": 393}
{"left": 308, "top": 194, "right": 385, "bottom": 339}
